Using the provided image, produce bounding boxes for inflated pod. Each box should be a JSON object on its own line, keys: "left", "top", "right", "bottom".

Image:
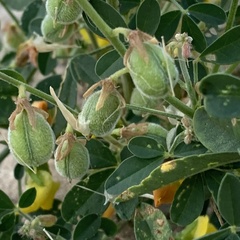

{"left": 41, "top": 15, "right": 75, "bottom": 43}
{"left": 8, "top": 100, "right": 55, "bottom": 169}
{"left": 125, "top": 40, "right": 178, "bottom": 99}
{"left": 78, "top": 90, "right": 122, "bottom": 137}
{"left": 46, "top": 0, "right": 82, "bottom": 24}
{"left": 54, "top": 134, "right": 90, "bottom": 179}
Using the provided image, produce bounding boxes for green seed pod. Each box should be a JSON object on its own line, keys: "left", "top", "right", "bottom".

{"left": 78, "top": 90, "right": 122, "bottom": 137}
{"left": 46, "top": 0, "right": 82, "bottom": 24}
{"left": 130, "top": 87, "right": 159, "bottom": 116}
{"left": 8, "top": 108, "right": 55, "bottom": 169}
{"left": 41, "top": 15, "right": 74, "bottom": 43}
{"left": 54, "top": 134, "right": 90, "bottom": 179}
{"left": 126, "top": 41, "right": 178, "bottom": 99}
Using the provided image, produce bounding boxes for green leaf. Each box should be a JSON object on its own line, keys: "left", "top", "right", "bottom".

{"left": 128, "top": 136, "right": 164, "bottom": 159}
{"left": 193, "top": 107, "right": 240, "bottom": 152}
{"left": 134, "top": 203, "right": 173, "bottom": 239}
{"left": 199, "top": 74, "right": 240, "bottom": 118}
{"left": 119, "top": 0, "right": 140, "bottom": 14}
{"left": 200, "top": 26, "right": 240, "bottom": 64}
{"left": 0, "top": 70, "right": 20, "bottom": 96}
{"left": 0, "top": 69, "right": 26, "bottom": 87}
{"left": 0, "top": 97, "right": 15, "bottom": 128}
{"left": 181, "top": 14, "right": 206, "bottom": 53}
{"left": 2, "top": 0, "right": 33, "bottom": 10}
{"left": 21, "top": 0, "right": 45, "bottom": 35}
{"left": 204, "top": 170, "right": 225, "bottom": 203}
{"left": 29, "top": 18, "right": 42, "bottom": 35}
{"left": 38, "top": 52, "right": 57, "bottom": 76}
{"left": 100, "top": 218, "right": 117, "bottom": 236}
{"left": 217, "top": 173, "right": 240, "bottom": 226}
{"left": 114, "top": 152, "right": 240, "bottom": 202}
{"left": 0, "top": 213, "right": 15, "bottom": 232}
{"left": 0, "top": 190, "right": 14, "bottom": 212}
{"left": 73, "top": 214, "right": 101, "bottom": 240}
{"left": 86, "top": 139, "right": 117, "bottom": 168}
{"left": 46, "top": 225, "right": 71, "bottom": 239}
{"left": 18, "top": 188, "right": 36, "bottom": 208}
{"left": 170, "top": 175, "right": 204, "bottom": 226}
{"left": 83, "top": 0, "right": 127, "bottom": 38}
{"left": 0, "top": 147, "right": 9, "bottom": 165}
{"left": 136, "top": 0, "right": 161, "bottom": 35}
{"left": 115, "top": 198, "right": 138, "bottom": 220}
{"left": 68, "top": 54, "right": 100, "bottom": 86}
{"left": 52, "top": 69, "right": 77, "bottom": 136}
{"left": 105, "top": 156, "right": 164, "bottom": 200}
{"left": 188, "top": 3, "right": 226, "bottom": 26}
{"left": 95, "top": 50, "right": 124, "bottom": 79}
{"left": 61, "top": 169, "right": 113, "bottom": 224}
{"left": 14, "top": 164, "right": 24, "bottom": 180}
{"left": 226, "top": 233, "right": 240, "bottom": 240}
{"left": 30, "top": 75, "right": 62, "bottom": 102}
{"left": 173, "top": 141, "right": 207, "bottom": 158}
{"left": 155, "top": 10, "right": 182, "bottom": 42}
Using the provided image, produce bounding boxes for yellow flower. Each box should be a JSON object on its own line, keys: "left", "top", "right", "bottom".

{"left": 177, "top": 215, "right": 217, "bottom": 240}
{"left": 21, "top": 170, "right": 60, "bottom": 213}
{"left": 80, "top": 28, "right": 109, "bottom": 48}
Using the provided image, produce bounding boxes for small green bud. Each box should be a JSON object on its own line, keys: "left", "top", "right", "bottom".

{"left": 46, "top": 0, "right": 82, "bottom": 24}
{"left": 54, "top": 133, "right": 90, "bottom": 179}
{"left": 78, "top": 90, "right": 122, "bottom": 137}
{"left": 125, "top": 31, "right": 178, "bottom": 99}
{"left": 41, "top": 15, "right": 74, "bottom": 43}
{"left": 8, "top": 99, "right": 55, "bottom": 170}
{"left": 130, "top": 87, "right": 159, "bottom": 116}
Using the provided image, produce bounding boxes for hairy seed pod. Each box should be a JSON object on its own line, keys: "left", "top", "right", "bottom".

{"left": 130, "top": 88, "right": 159, "bottom": 116}
{"left": 78, "top": 90, "right": 122, "bottom": 137}
{"left": 41, "top": 15, "right": 74, "bottom": 43}
{"left": 46, "top": 0, "right": 82, "bottom": 24}
{"left": 8, "top": 109, "right": 55, "bottom": 169}
{"left": 126, "top": 42, "right": 178, "bottom": 99}
{"left": 54, "top": 135, "right": 90, "bottom": 179}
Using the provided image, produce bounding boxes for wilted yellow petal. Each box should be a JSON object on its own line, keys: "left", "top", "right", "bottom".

{"left": 102, "top": 203, "right": 115, "bottom": 219}
{"left": 153, "top": 180, "right": 182, "bottom": 207}
{"left": 80, "top": 28, "right": 109, "bottom": 47}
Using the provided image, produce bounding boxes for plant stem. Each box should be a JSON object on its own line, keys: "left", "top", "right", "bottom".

{"left": 77, "top": 0, "right": 126, "bottom": 57}
{"left": 0, "top": 71, "right": 78, "bottom": 116}
{"left": 165, "top": 95, "right": 194, "bottom": 118}
{"left": 178, "top": 50, "right": 197, "bottom": 108}
{"left": 110, "top": 67, "right": 128, "bottom": 81}
{"left": 225, "top": 0, "right": 239, "bottom": 31}
{"left": 126, "top": 103, "right": 185, "bottom": 119}
{"left": 0, "top": 0, "right": 21, "bottom": 30}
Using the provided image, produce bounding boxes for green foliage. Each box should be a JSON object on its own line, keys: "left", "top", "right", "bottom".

{"left": 1, "top": 0, "right": 240, "bottom": 239}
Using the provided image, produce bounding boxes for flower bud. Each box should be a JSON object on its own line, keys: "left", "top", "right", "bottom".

{"left": 41, "top": 15, "right": 75, "bottom": 43}
{"left": 130, "top": 87, "right": 159, "bottom": 116}
{"left": 54, "top": 133, "right": 90, "bottom": 180}
{"left": 46, "top": 0, "right": 82, "bottom": 24}
{"left": 78, "top": 90, "right": 122, "bottom": 137}
{"left": 125, "top": 31, "right": 178, "bottom": 99}
{"left": 8, "top": 98, "right": 55, "bottom": 170}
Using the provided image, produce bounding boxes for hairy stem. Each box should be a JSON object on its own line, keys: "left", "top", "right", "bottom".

{"left": 77, "top": 0, "right": 126, "bottom": 57}
{"left": 0, "top": 71, "right": 78, "bottom": 115}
